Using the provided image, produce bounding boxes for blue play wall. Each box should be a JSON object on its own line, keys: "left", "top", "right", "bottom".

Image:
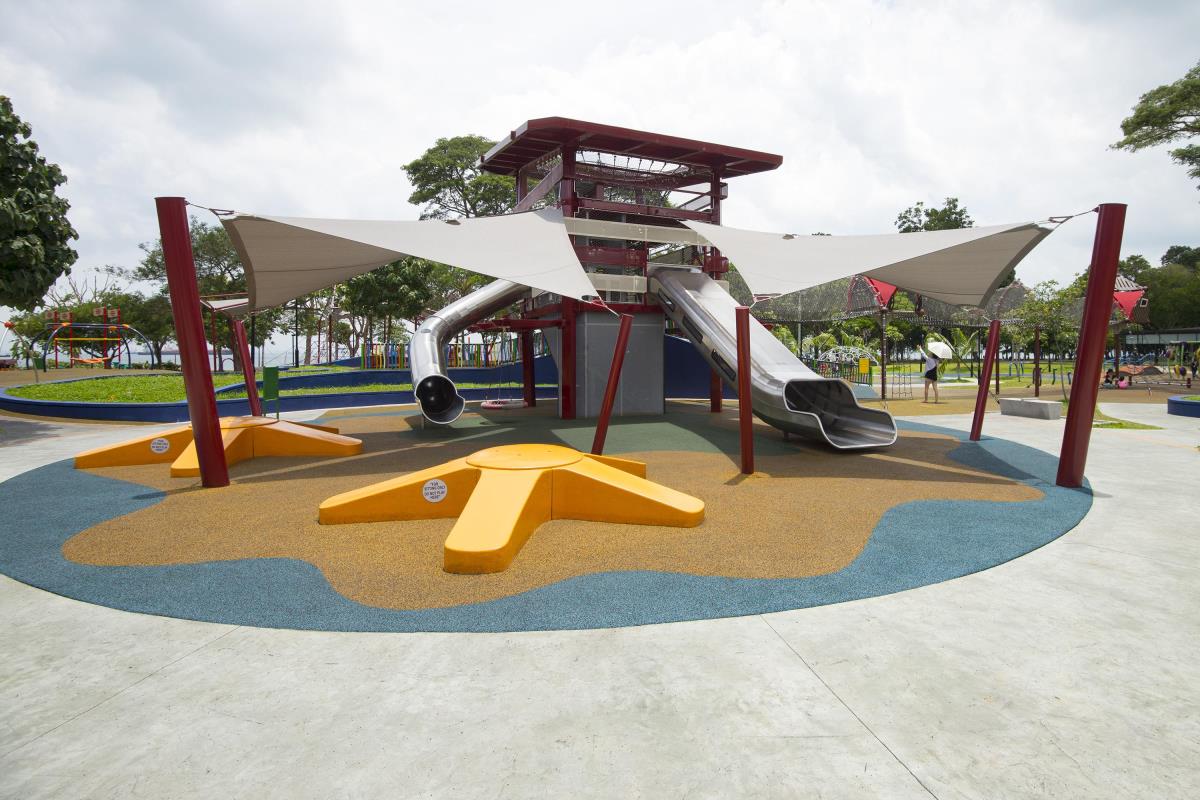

{"left": 0, "top": 337, "right": 737, "bottom": 422}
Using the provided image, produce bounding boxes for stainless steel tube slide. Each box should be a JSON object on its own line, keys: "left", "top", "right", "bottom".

{"left": 650, "top": 266, "right": 897, "bottom": 449}
{"left": 409, "top": 278, "right": 530, "bottom": 424}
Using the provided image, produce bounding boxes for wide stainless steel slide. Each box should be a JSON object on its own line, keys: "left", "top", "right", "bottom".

{"left": 649, "top": 266, "right": 898, "bottom": 449}
{"left": 409, "top": 278, "right": 529, "bottom": 424}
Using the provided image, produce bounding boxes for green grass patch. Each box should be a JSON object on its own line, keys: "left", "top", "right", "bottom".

{"left": 8, "top": 374, "right": 244, "bottom": 403}
{"left": 8, "top": 373, "right": 553, "bottom": 404}
{"left": 224, "top": 381, "right": 553, "bottom": 399}
{"left": 281, "top": 365, "right": 353, "bottom": 374}
{"left": 1059, "top": 397, "right": 1161, "bottom": 430}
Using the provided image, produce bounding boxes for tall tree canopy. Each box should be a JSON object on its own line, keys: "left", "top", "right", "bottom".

{"left": 339, "top": 259, "right": 438, "bottom": 322}
{"left": 128, "top": 216, "right": 245, "bottom": 296}
{"left": 1112, "top": 60, "right": 1200, "bottom": 190}
{"left": 403, "top": 135, "right": 515, "bottom": 220}
{"left": 0, "top": 95, "right": 78, "bottom": 310}
{"left": 111, "top": 216, "right": 286, "bottom": 353}
{"left": 895, "top": 197, "right": 974, "bottom": 232}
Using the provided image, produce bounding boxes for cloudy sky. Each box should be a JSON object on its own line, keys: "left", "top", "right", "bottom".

{"left": 2, "top": 0, "right": 1197, "bottom": 316}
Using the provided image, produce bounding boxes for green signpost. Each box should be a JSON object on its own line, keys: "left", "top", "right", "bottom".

{"left": 262, "top": 366, "right": 279, "bottom": 418}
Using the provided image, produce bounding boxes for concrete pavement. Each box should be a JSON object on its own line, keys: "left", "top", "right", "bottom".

{"left": 1, "top": 404, "right": 1196, "bottom": 799}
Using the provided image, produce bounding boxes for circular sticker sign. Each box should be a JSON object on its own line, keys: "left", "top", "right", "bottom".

{"left": 149, "top": 437, "right": 171, "bottom": 454}
{"left": 421, "top": 479, "right": 448, "bottom": 503}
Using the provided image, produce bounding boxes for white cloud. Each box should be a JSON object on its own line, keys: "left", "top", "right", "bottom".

{"left": 2, "top": 0, "right": 1197, "bottom": 322}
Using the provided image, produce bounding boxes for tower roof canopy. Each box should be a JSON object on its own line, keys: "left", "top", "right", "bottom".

{"left": 480, "top": 117, "right": 783, "bottom": 179}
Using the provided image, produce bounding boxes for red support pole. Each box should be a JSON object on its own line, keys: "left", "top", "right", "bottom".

{"left": 156, "top": 197, "right": 229, "bottom": 487}
{"left": 1057, "top": 203, "right": 1127, "bottom": 488}
{"left": 969, "top": 319, "right": 1002, "bottom": 442}
{"left": 561, "top": 298, "right": 577, "bottom": 420}
{"left": 735, "top": 306, "right": 754, "bottom": 474}
{"left": 521, "top": 330, "right": 536, "bottom": 408}
{"left": 709, "top": 368, "right": 723, "bottom": 412}
{"left": 590, "top": 314, "right": 633, "bottom": 455}
{"left": 232, "top": 319, "right": 262, "bottom": 416}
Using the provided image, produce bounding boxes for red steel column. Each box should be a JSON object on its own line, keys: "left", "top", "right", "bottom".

{"left": 736, "top": 306, "right": 754, "bottom": 474}
{"left": 232, "top": 319, "right": 262, "bottom": 416}
{"left": 561, "top": 300, "right": 577, "bottom": 419}
{"left": 559, "top": 143, "right": 578, "bottom": 420}
{"left": 591, "top": 314, "right": 633, "bottom": 455}
{"left": 1057, "top": 203, "right": 1127, "bottom": 488}
{"left": 969, "top": 319, "right": 1002, "bottom": 442}
{"left": 521, "top": 329, "right": 536, "bottom": 408}
{"left": 156, "top": 197, "right": 228, "bottom": 487}
{"left": 708, "top": 169, "right": 725, "bottom": 408}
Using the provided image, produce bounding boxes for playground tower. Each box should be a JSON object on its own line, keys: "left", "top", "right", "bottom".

{"left": 479, "top": 117, "right": 783, "bottom": 419}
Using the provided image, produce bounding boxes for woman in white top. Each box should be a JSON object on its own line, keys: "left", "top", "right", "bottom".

{"left": 916, "top": 346, "right": 940, "bottom": 404}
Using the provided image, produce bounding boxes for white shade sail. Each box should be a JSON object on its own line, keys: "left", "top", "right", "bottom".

{"left": 222, "top": 208, "right": 597, "bottom": 311}
{"left": 685, "top": 220, "right": 1053, "bottom": 306}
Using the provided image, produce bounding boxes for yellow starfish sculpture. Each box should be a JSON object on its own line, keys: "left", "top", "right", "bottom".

{"left": 319, "top": 443, "right": 705, "bottom": 574}
{"left": 74, "top": 416, "right": 362, "bottom": 477}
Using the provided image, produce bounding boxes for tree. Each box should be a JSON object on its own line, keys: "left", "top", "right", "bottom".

{"left": 895, "top": 197, "right": 974, "bottom": 233}
{"left": 403, "top": 135, "right": 514, "bottom": 220}
{"left": 1112, "top": 60, "right": 1200, "bottom": 189}
{"left": 1013, "top": 280, "right": 1077, "bottom": 360}
{"left": 1118, "top": 254, "right": 1154, "bottom": 285}
{"left": 929, "top": 328, "right": 980, "bottom": 377}
{"left": 1141, "top": 263, "right": 1200, "bottom": 329}
{"left": 126, "top": 216, "right": 245, "bottom": 295}
{"left": 115, "top": 217, "right": 287, "bottom": 363}
{"left": 339, "top": 259, "right": 440, "bottom": 355}
{"left": 340, "top": 134, "right": 524, "bottom": 340}
{"left": 1072, "top": 247, "right": 1200, "bottom": 330}
{"left": 1, "top": 95, "right": 79, "bottom": 310}
{"left": 120, "top": 292, "right": 175, "bottom": 367}
{"left": 769, "top": 323, "right": 798, "bottom": 354}
{"left": 1161, "top": 245, "right": 1200, "bottom": 270}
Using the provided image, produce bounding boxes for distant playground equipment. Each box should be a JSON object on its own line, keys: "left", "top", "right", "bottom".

{"left": 361, "top": 341, "right": 403, "bottom": 369}
{"left": 72, "top": 293, "right": 363, "bottom": 475}
{"left": 318, "top": 443, "right": 704, "bottom": 574}
{"left": 33, "top": 307, "right": 154, "bottom": 369}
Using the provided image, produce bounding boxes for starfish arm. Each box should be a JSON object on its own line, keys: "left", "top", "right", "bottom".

{"left": 584, "top": 453, "right": 647, "bottom": 478}
{"left": 443, "top": 468, "right": 552, "bottom": 574}
{"left": 552, "top": 459, "right": 704, "bottom": 527}
{"left": 290, "top": 421, "right": 342, "bottom": 434}
{"left": 251, "top": 420, "right": 362, "bottom": 458}
{"left": 74, "top": 425, "right": 193, "bottom": 469}
{"left": 169, "top": 427, "right": 255, "bottom": 478}
{"left": 318, "top": 458, "right": 478, "bottom": 524}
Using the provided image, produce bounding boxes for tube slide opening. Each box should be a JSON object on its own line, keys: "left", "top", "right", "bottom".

{"left": 416, "top": 375, "right": 464, "bottom": 425}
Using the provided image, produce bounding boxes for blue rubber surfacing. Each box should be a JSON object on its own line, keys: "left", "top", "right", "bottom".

{"left": 0, "top": 421, "right": 1091, "bottom": 632}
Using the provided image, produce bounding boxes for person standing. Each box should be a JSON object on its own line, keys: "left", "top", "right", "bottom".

{"left": 917, "top": 345, "right": 941, "bottom": 404}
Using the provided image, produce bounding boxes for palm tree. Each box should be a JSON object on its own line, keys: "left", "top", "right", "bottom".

{"left": 930, "top": 329, "right": 979, "bottom": 379}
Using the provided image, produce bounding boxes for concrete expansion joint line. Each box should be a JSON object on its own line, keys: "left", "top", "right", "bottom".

{"left": 758, "top": 615, "right": 941, "bottom": 800}
{"left": 0, "top": 625, "right": 241, "bottom": 760}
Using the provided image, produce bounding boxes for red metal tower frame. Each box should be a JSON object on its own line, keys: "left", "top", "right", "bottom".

{"left": 480, "top": 117, "right": 783, "bottom": 419}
